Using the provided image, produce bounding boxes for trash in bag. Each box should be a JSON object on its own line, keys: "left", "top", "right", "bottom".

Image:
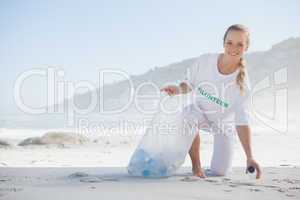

{"left": 127, "top": 94, "right": 200, "bottom": 178}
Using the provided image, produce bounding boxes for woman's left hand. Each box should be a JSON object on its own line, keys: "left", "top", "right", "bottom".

{"left": 247, "top": 158, "right": 262, "bottom": 179}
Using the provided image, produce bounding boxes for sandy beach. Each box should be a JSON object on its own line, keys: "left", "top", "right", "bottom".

{"left": 0, "top": 128, "right": 299, "bottom": 199}
{"left": 1, "top": 167, "right": 300, "bottom": 200}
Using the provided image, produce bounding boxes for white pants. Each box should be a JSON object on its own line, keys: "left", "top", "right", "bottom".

{"left": 181, "top": 104, "right": 235, "bottom": 176}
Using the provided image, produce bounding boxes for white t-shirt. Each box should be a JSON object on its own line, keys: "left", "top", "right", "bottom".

{"left": 182, "top": 54, "right": 251, "bottom": 128}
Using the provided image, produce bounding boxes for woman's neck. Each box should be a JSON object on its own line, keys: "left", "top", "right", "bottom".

{"left": 218, "top": 54, "right": 240, "bottom": 75}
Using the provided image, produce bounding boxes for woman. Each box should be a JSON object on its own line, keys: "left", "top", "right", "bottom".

{"left": 161, "top": 24, "right": 262, "bottom": 179}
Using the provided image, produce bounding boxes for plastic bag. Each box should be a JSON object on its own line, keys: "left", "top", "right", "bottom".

{"left": 127, "top": 94, "right": 199, "bottom": 178}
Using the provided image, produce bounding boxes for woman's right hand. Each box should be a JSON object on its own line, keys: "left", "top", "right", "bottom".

{"left": 247, "top": 158, "right": 262, "bottom": 179}
{"left": 160, "top": 85, "right": 180, "bottom": 96}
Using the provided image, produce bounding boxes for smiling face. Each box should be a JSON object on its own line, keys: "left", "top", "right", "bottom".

{"left": 223, "top": 30, "right": 249, "bottom": 62}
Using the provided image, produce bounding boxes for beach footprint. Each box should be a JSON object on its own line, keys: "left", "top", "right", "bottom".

{"left": 68, "top": 172, "right": 89, "bottom": 179}
{"left": 228, "top": 184, "right": 238, "bottom": 188}
{"left": 79, "top": 177, "right": 103, "bottom": 183}
{"left": 180, "top": 176, "right": 200, "bottom": 182}
{"left": 68, "top": 172, "right": 120, "bottom": 183}
{"left": 249, "top": 188, "right": 262, "bottom": 192}
{"left": 222, "top": 178, "right": 231, "bottom": 182}
{"left": 68, "top": 172, "right": 102, "bottom": 183}
{"left": 204, "top": 179, "right": 218, "bottom": 183}
{"left": 285, "top": 194, "right": 296, "bottom": 198}
{"left": 101, "top": 177, "right": 120, "bottom": 182}
{"left": 0, "top": 178, "right": 11, "bottom": 182}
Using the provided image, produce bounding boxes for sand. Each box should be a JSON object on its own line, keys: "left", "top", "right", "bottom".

{"left": 1, "top": 128, "right": 300, "bottom": 199}
{"left": 1, "top": 167, "right": 300, "bottom": 200}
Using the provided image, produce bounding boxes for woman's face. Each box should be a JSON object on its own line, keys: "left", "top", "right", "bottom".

{"left": 223, "top": 30, "right": 248, "bottom": 62}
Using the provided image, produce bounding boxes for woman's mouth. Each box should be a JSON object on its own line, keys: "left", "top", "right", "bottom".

{"left": 229, "top": 52, "right": 239, "bottom": 57}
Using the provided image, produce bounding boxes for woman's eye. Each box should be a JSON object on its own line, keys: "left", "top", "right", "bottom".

{"left": 227, "top": 42, "right": 232, "bottom": 45}
{"left": 238, "top": 43, "right": 243, "bottom": 47}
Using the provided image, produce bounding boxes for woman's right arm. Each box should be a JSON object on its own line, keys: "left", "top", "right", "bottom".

{"left": 160, "top": 82, "right": 192, "bottom": 96}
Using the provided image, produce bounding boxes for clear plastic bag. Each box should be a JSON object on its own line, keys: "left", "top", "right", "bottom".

{"left": 127, "top": 94, "right": 199, "bottom": 178}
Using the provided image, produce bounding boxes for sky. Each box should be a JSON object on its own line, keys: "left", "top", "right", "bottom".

{"left": 0, "top": 0, "right": 300, "bottom": 114}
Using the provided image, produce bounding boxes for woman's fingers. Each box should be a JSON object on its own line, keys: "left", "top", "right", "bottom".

{"left": 165, "top": 88, "right": 171, "bottom": 94}
{"left": 161, "top": 85, "right": 180, "bottom": 96}
{"left": 252, "top": 161, "right": 262, "bottom": 179}
{"left": 247, "top": 158, "right": 262, "bottom": 179}
{"left": 255, "top": 163, "right": 262, "bottom": 179}
{"left": 160, "top": 87, "right": 173, "bottom": 95}
{"left": 160, "top": 87, "right": 168, "bottom": 94}
{"left": 160, "top": 87, "right": 167, "bottom": 92}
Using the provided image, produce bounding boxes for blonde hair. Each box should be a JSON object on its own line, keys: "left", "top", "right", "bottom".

{"left": 223, "top": 24, "right": 250, "bottom": 95}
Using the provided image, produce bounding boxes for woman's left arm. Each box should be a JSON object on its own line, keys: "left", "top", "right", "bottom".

{"left": 236, "top": 125, "right": 262, "bottom": 179}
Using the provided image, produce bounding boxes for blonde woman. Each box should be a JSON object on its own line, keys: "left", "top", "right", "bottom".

{"left": 161, "top": 24, "right": 262, "bottom": 179}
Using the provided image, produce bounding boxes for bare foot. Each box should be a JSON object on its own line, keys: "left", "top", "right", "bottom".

{"left": 192, "top": 166, "right": 207, "bottom": 178}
